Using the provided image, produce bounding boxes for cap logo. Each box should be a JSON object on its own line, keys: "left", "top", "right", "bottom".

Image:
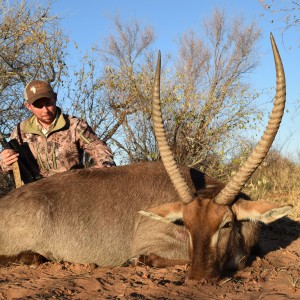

{"left": 30, "top": 86, "right": 37, "bottom": 94}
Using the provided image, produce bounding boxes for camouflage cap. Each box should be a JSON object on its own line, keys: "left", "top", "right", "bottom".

{"left": 24, "top": 80, "right": 55, "bottom": 104}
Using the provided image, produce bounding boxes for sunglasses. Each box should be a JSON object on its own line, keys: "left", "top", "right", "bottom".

{"left": 32, "top": 99, "right": 55, "bottom": 109}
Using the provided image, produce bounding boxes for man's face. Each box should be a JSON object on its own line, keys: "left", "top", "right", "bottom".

{"left": 25, "top": 96, "right": 57, "bottom": 126}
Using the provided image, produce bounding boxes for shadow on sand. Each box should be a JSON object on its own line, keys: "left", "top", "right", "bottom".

{"left": 258, "top": 217, "right": 300, "bottom": 255}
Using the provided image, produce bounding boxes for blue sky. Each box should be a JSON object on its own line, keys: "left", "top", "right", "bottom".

{"left": 48, "top": 0, "right": 299, "bottom": 159}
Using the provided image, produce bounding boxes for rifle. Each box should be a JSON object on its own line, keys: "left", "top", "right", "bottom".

{"left": 0, "top": 133, "right": 23, "bottom": 188}
{"left": 0, "top": 134, "right": 41, "bottom": 187}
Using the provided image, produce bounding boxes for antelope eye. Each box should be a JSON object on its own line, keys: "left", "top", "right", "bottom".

{"left": 222, "top": 221, "right": 233, "bottom": 229}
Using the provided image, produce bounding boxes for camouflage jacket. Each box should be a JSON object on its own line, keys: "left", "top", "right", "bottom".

{"left": 0, "top": 107, "right": 115, "bottom": 178}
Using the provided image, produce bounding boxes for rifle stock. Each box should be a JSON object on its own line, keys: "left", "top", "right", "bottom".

{"left": 8, "top": 139, "right": 42, "bottom": 183}
{"left": 0, "top": 133, "right": 42, "bottom": 186}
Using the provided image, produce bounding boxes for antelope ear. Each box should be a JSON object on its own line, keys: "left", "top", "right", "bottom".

{"left": 233, "top": 199, "right": 293, "bottom": 224}
{"left": 139, "top": 202, "right": 183, "bottom": 224}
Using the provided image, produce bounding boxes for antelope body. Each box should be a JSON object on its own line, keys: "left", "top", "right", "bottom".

{"left": 0, "top": 161, "right": 291, "bottom": 278}
{"left": 0, "top": 34, "right": 292, "bottom": 279}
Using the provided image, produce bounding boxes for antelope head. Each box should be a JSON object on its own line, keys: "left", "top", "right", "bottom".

{"left": 151, "top": 33, "right": 293, "bottom": 280}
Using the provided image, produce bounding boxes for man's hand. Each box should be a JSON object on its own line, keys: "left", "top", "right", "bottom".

{"left": 0, "top": 149, "right": 19, "bottom": 168}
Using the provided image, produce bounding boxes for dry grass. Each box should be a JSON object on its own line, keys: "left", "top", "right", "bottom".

{"left": 243, "top": 150, "right": 300, "bottom": 220}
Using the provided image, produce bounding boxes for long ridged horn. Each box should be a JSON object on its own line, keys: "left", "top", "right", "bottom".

{"left": 214, "top": 33, "right": 286, "bottom": 205}
{"left": 152, "top": 51, "right": 194, "bottom": 204}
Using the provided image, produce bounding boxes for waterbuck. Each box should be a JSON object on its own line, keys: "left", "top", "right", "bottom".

{"left": 0, "top": 34, "right": 292, "bottom": 280}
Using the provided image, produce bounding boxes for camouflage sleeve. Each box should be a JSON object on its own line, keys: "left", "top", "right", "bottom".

{"left": 0, "top": 127, "right": 19, "bottom": 172}
{"left": 75, "top": 119, "right": 116, "bottom": 167}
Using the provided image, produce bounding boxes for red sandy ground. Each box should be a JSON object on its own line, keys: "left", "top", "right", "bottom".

{"left": 0, "top": 218, "right": 299, "bottom": 300}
